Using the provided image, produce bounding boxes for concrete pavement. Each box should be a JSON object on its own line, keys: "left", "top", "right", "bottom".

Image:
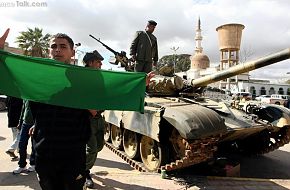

{"left": 1, "top": 110, "right": 290, "bottom": 190}
{"left": 0, "top": 111, "right": 187, "bottom": 190}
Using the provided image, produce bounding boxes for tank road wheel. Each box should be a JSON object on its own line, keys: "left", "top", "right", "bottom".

{"left": 170, "top": 128, "right": 186, "bottom": 159}
{"left": 111, "top": 125, "right": 122, "bottom": 149}
{"left": 123, "top": 129, "right": 140, "bottom": 159}
{"left": 140, "top": 135, "right": 168, "bottom": 172}
{"left": 104, "top": 122, "right": 111, "bottom": 142}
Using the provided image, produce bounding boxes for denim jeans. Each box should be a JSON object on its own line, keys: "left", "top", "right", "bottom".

{"left": 7, "top": 127, "right": 20, "bottom": 151}
{"left": 18, "top": 123, "right": 35, "bottom": 168}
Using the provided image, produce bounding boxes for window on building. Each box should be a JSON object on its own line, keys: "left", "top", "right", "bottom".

{"left": 250, "top": 86, "right": 256, "bottom": 96}
{"left": 278, "top": 88, "right": 284, "bottom": 95}
{"left": 260, "top": 87, "right": 266, "bottom": 95}
{"left": 269, "top": 87, "right": 275, "bottom": 95}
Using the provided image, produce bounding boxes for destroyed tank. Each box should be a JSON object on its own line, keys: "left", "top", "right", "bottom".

{"left": 103, "top": 48, "right": 290, "bottom": 172}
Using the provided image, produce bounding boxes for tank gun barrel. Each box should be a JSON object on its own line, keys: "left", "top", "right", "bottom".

{"left": 191, "top": 48, "right": 290, "bottom": 87}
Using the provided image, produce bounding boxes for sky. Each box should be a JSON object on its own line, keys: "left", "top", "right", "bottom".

{"left": 1, "top": 0, "right": 290, "bottom": 81}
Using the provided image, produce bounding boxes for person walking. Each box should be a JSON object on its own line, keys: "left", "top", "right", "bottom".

{"left": 5, "top": 96, "right": 23, "bottom": 159}
{"left": 12, "top": 100, "right": 36, "bottom": 174}
{"left": 130, "top": 20, "right": 158, "bottom": 73}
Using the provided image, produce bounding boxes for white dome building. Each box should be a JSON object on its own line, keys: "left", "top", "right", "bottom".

{"left": 190, "top": 53, "right": 210, "bottom": 70}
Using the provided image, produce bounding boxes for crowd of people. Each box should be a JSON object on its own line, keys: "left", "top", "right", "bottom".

{"left": 1, "top": 19, "right": 158, "bottom": 190}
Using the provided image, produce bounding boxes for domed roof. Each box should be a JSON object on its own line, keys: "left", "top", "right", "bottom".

{"left": 190, "top": 53, "right": 210, "bottom": 69}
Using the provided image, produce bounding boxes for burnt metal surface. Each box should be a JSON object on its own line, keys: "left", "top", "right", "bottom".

{"left": 163, "top": 104, "right": 227, "bottom": 139}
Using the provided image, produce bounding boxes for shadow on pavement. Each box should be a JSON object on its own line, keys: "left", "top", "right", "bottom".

{"left": 92, "top": 172, "right": 161, "bottom": 190}
{"left": 0, "top": 172, "right": 41, "bottom": 190}
{"left": 240, "top": 150, "right": 290, "bottom": 179}
{"left": 169, "top": 174, "right": 290, "bottom": 190}
{"left": 95, "top": 157, "right": 134, "bottom": 171}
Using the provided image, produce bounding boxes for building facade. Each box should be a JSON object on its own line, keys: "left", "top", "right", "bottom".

{"left": 178, "top": 20, "right": 290, "bottom": 96}
{"left": 4, "top": 42, "right": 23, "bottom": 54}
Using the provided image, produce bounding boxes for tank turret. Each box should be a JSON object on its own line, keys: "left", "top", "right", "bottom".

{"left": 146, "top": 48, "right": 290, "bottom": 96}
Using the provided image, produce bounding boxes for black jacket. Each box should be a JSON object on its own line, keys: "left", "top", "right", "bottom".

{"left": 6, "top": 96, "right": 23, "bottom": 128}
{"left": 29, "top": 101, "right": 91, "bottom": 172}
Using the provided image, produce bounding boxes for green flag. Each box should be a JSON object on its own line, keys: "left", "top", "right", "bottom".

{"left": 0, "top": 50, "right": 146, "bottom": 112}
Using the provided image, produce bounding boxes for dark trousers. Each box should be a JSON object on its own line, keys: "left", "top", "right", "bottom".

{"left": 37, "top": 167, "right": 86, "bottom": 190}
{"left": 134, "top": 60, "right": 152, "bottom": 73}
{"left": 18, "top": 123, "right": 35, "bottom": 168}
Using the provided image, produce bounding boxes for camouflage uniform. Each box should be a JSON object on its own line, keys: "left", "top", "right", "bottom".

{"left": 85, "top": 112, "right": 105, "bottom": 171}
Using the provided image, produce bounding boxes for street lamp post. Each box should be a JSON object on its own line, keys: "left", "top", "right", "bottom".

{"left": 170, "top": 46, "right": 179, "bottom": 73}
{"left": 74, "top": 43, "right": 81, "bottom": 65}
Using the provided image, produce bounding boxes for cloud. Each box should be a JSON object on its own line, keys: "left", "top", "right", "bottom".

{"left": 0, "top": 0, "right": 289, "bottom": 79}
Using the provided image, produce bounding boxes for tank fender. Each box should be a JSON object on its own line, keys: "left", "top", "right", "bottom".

{"left": 122, "top": 108, "right": 161, "bottom": 142}
{"left": 104, "top": 110, "right": 123, "bottom": 127}
{"left": 104, "top": 107, "right": 162, "bottom": 142}
{"left": 162, "top": 104, "right": 227, "bottom": 139}
{"left": 254, "top": 105, "right": 290, "bottom": 127}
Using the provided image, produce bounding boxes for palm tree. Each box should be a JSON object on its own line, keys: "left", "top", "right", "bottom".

{"left": 15, "top": 27, "right": 51, "bottom": 58}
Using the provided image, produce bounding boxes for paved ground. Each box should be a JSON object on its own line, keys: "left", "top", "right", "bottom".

{"left": 1, "top": 110, "right": 290, "bottom": 190}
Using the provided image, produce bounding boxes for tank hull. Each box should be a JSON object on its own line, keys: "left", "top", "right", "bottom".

{"left": 105, "top": 97, "right": 227, "bottom": 142}
{"left": 104, "top": 96, "right": 290, "bottom": 172}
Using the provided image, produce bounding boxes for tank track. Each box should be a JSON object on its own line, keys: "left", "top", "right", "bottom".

{"left": 105, "top": 136, "right": 219, "bottom": 173}
{"left": 162, "top": 136, "right": 219, "bottom": 172}
{"left": 105, "top": 142, "right": 147, "bottom": 172}
{"left": 255, "top": 125, "right": 290, "bottom": 155}
{"left": 222, "top": 125, "right": 290, "bottom": 156}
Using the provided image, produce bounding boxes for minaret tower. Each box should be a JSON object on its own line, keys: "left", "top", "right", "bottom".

{"left": 190, "top": 17, "right": 210, "bottom": 70}
{"left": 195, "top": 17, "right": 203, "bottom": 54}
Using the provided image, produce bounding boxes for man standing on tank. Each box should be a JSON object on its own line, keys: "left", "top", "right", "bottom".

{"left": 130, "top": 20, "right": 159, "bottom": 73}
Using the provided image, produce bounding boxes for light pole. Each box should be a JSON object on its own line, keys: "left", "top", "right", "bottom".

{"left": 170, "top": 46, "right": 179, "bottom": 73}
{"left": 74, "top": 43, "right": 81, "bottom": 65}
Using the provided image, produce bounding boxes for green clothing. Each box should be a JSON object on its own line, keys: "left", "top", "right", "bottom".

{"left": 85, "top": 115, "right": 105, "bottom": 170}
{"left": 130, "top": 31, "right": 158, "bottom": 73}
{"left": 19, "top": 100, "right": 34, "bottom": 125}
{"left": 0, "top": 49, "right": 146, "bottom": 112}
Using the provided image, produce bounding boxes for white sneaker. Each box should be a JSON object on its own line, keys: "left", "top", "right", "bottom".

{"left": 13, "top": 167, "right": 26, "bottom": 174}
{"left": 27, "top": 165, "right": 35, "bottom": 172}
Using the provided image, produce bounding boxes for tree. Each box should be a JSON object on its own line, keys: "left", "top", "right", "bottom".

{"left": 158, "top": 54, "right": 191, "bottom": 73}
{"left": 240, "top": 45, "right": 254, "bottom": 63}
{"left": 15, "top": 27, "right": 51, "bottom": 57}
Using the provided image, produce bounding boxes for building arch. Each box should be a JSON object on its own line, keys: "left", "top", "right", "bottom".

{"left": 260, "top": 87, "right": 266, "bottom": 95}
{"left": 249, "top": 86, "right": 256, "bottom": 96}
{"left": 287, "top": 88, "right": 290, "bottom": 95}
{"left": 278, "top": 87, "right": 284, "bottom": 95}
{"left": 269, "top": 87, "right": 275, "bottom": 95}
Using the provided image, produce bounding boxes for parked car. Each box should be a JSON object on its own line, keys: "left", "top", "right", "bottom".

{"left": 255, "top": 95, "right": 271, "bottom": 101}
{"left": 261, "top": 94, "right": 289, "bottom": 105}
